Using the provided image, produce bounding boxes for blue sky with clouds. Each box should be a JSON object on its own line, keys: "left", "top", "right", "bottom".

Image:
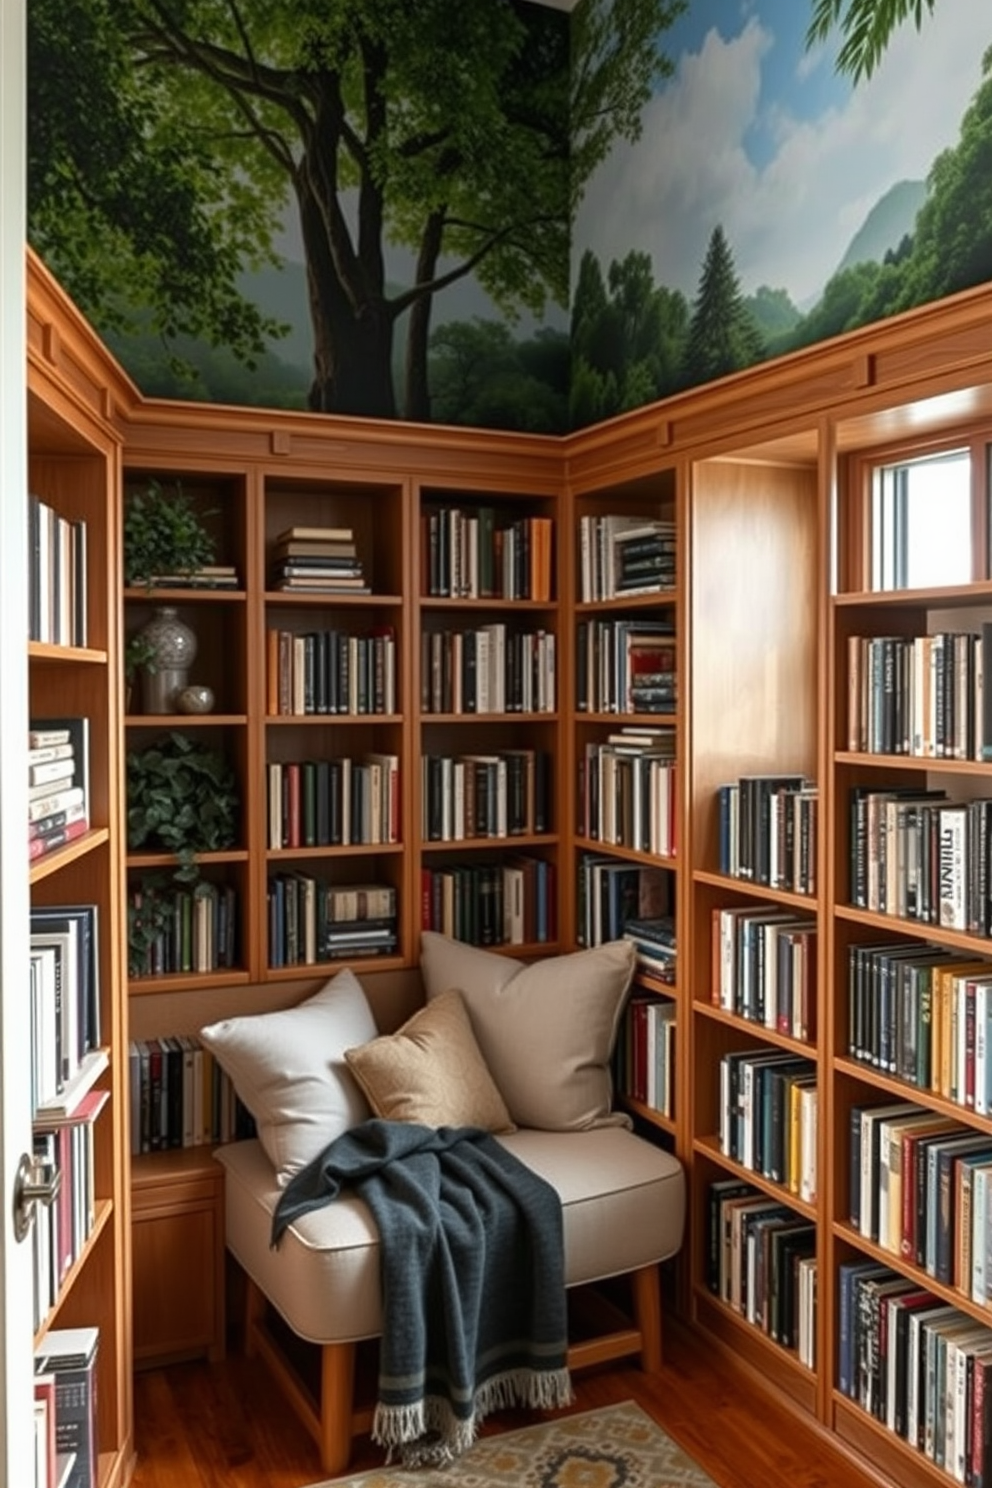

{"left": 573, "top": 0, "right": 991, "bottom": 307}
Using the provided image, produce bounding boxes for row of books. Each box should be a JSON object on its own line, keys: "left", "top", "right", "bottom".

{"left": 34, "top": 1327, "right": 99, "bottom": 1488}
{"left": 850, "top": 1102, "right": 992, "bottom": 1296}
{"left": 421, "top": 507, "right": 553, "bottom": 602}
{"left": 717, "top": 774, "right": 818, "bottom": 895}
{"left": 126, "top": 881, "right": 238, "bottom": 980}
{"left": 849, "top": 787, "right": 992, "bottom": 932}
{"left": 420, "top": 624, "right": 557, "bottom": 715}
{"left": 30, "top": 903, "right": 101, "bottom": 1115}
{"left": 575, "top": 854, "right": 671, "bottom": 950}
{"left": 616, "top": 995, "right": 676, "bottom": 1116}
{"left": 576, "top": 617, "right": 676, "bottom": 714}
{"left": 141, "top": 563, "right": 239, "bottom": 589}
{"left": 421, "top": 857, "right": 556, "bottom": 947}
{"left": 847, "top": 628, "right": 992, "bottom": 761}
{"left": 28, "top": 718, "right": 90, "bottom": 866}
{"left": 421, "top": 750, "right": 551, "bottom": 842}
{"left": 28, "top": 492, "right": 87, "bottom": 648}
{"left": 266, "top": 625, "right": 396, "bottom": 715}
{"left": 711, "top": 905, "right": 817, "bottom": 1042}
{"left": 269, "top": 524, "right": 369, "bottom": 593}
{"left": 32, "top": 1091, "right": 105, "bottom": 1331}
{"left": 622, "top": 915, "right": 676, "bottom": 984}
{"left": 578, "top": 728, "right": 677, "bottom": 857}
{"left": 268, "top": 754, "right": 400, "bottom": 850}
{"left": 837, "top": 1261, "right": 992, "bottom": 1480}
{"left": 128, "top": 1034, "right": 255, "bottom": 1154}
{"left": 846, "top": 942, "right": 992, "bottom": 1109}
{"left": 578, "top": 514, "right": 676, "bottom": 601}
{"left": 267, "top": 876, "right": 398, "bottom": 968}
{"left": 706, "top": 1180, "right": 816, "bottom": 1360}
{"left": 719, "top": 1050, "right": 818, "bottom": 1200}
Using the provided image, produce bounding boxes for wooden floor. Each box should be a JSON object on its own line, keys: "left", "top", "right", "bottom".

{"left": 130, "top": 1321, "right": 882, "bottom": 1488}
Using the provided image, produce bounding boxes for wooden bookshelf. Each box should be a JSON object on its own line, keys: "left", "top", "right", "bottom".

{"left": 27, "top": 254, "right": 133, "bottom": 1486}
{"left": 28, "top": 237, "right": 992, "bottom": 1487}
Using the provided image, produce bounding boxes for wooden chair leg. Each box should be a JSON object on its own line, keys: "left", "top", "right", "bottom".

{"left": 320, "top": 1341, "right": 357, "bottom": 1476}
{"left": 243, "top": 1275, "right": 265, "bottom": 1359}
{"left": 631, "top": 1263, "right": 663, "bottom": 1372}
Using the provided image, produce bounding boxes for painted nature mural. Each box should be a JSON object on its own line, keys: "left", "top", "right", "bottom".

{"left": 571, "top": 0, "right": 992, "bottom": 426}
{"left": 26, "top": 1, "right": 989, "bottom": 434}
{"left": 26, "top": 0, "right": 685, "bottom": 432}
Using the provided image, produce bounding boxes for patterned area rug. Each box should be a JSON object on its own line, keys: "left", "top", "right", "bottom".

{"left": 306, "top": 1401, "right": 718, "bottom": 1487}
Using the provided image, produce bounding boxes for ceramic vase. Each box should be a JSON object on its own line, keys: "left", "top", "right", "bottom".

{"left": 137, "top": 606, "right": 198, "bottom": 713}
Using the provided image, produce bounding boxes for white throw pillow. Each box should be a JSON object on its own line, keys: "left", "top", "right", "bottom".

{"left": 199, "top": 967, "right": 377, "bottom": 1185}
{"left": 418, "top": 932, "right": 635, "bottom": 1131}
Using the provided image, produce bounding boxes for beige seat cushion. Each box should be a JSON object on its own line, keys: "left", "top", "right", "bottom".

{"left": 216, "top": 1127, "right": 685, "bottom": 1345}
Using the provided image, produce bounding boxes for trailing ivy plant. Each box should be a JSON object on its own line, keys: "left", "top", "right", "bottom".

{"left": 126, "top": 730, "right": 239, "bottom": 867}
{"left": 125, "top": 732, "right": 239, "bottom": 973}
{"left": 123, "top": 478, "right": 217, "bottom": 588}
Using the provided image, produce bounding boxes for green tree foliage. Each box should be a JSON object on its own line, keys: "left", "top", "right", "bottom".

{"left": 806, "top": 0, "right": 938, "bottom": 81}
{"left": 681, "top": 227, "right": 765, "bottom": 388}
{"left": 570, "top": 248, "right": 688, "bottom": 425}
{"left": 28, "top": 0, "right": 679, "bottom": 425}
{"left": 428, "top": 320, "right": 569, "bottom": 433}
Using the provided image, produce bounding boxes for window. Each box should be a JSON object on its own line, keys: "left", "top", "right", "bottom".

{"left": 871, "top": 448, "right": 971, "bottom": 591}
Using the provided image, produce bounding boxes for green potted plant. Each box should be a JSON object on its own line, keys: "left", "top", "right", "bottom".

{"left": 123, "top": 631, "right": 159, "bottom": 712}
{"left": 123, "top": 478, "right": 217, "bottom": 588}
{"left": 125, "top": 731, "right": 239, "bottom": 971}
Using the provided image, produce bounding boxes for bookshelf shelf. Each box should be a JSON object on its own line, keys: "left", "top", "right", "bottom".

{"left": 128, "top": 968, "right": 253, "bottom": 997}
{"left": 29, "top": 828, "right": 111, "bottom": 884}
{"left": 125, "top": 713, "right": 248, "bottom": 728}
{"left": 28, "top": 642, "right": 108, "bottom": 665}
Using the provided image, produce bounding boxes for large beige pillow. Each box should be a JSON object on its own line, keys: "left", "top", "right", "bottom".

{"left": 418, "top": 933, "right": 635, "bottom": 1131}
{"left": 344, "top": 988, "right": 515, "bottom": 1132}
{"left": 199, "top": 967, "right": 377, "bottom": 1186}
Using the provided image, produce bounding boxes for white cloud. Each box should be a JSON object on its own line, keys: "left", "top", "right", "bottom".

{"left": 573, "top": 5, "right": 991, "bottom": 307}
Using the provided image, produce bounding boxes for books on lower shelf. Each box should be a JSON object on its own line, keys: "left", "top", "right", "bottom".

{"left": 128, "top": 1033, "right": 255, "bottom": 1154}
{"left": 719, "top": 1049, "right": 818, "bottom": 1198}
{"left": 837, "top": 1259, "right": 992, "bottom": 1479}
{"left": 616, "top": 995, "right": 676, "bottom": 1115}
{"left": 420, "top": 855, "right": 555, "bottom": 947}
{"left": 717, "top": 775, "right": 817, "bottom": 893}
{"left": 32, "top": 1091, "right": 108, "bottom": 1329}
{"left": 267, "top": 625, "right": 396, "bottom": 715}
{"left": 576, "top": 853, "right": 672, "bottom": 948}
{"left": 712, "top": 904, "right": 817, "bottom": 1041}
{"left": 28, "top": 719, "right": 91, "bottom": 862}
{"left": 268, "top": 755, "right": 400, "bottom": 848}
{"left": 127, "top": 879, "right": 238, "bottom": 979}
{"left": 421, "top": 749, "right": 551, "bottom": 842}
{"left": 268, "top": 876, "right": 398, "bottom": 968}
{"left": 705, "top": 1179, "right": 816, "bottom": 1356}
{"left": 576, "top": 617, "right": 676, "bottom": 714}
{"left": 421, "top": 623, "right": 556, "bottom": 714}
{"left": 34, "top": 1327, "right": 98, "bottom": 1488}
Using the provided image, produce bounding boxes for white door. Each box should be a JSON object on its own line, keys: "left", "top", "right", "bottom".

{"left": 0, "top": 3, "right": 43, "bottom": 1482}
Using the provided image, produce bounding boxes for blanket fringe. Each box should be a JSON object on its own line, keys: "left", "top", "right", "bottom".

{"left": 372, "top": 1366, "right": 574, "bottom": 1467}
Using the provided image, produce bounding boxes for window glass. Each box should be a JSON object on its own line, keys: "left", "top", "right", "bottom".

{"left": 871, "top": 449, "right": 971, "bottom": 591}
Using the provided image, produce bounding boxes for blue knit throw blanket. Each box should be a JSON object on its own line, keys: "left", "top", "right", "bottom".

{"left": 271, "top": 1120, "right": 573, "bottom": 1466}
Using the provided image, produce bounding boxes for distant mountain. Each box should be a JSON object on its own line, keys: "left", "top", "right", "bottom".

{"left": 834, "top": 179, "right": 927, "bottom": 275}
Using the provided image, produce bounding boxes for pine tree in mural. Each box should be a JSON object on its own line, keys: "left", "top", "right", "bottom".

{"left": 681, "top": 226, "right": 764, "bottom": 389}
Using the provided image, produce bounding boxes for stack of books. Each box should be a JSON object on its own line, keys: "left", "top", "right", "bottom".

{"left": 143, "top": 564, "right": 239, "bottom": 589}
{"left": 622, "top": 915, "right": 677, "bottom": 983}
{"left": 269, "top": 525, "right": 369, "bottom": 593}
{"left": 28, "top": 719, "right": 90, "bottom": 863}
{"left": 34, "top": 1327, "right": 99, "bottom": 1488}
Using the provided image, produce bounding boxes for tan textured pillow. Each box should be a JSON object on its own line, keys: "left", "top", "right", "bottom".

{"left": 418, "top": 933, "right": 635, "bottom": 1131}
{"left": 344, "top": 987, "right": 515, "bottom": 1132}
{"left": 199, "top": 967, "right": 377, "bottom": 1187}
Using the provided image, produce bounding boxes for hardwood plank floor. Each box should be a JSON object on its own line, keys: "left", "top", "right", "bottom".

{"left": 130, "top": 1321, "right": 881, "bottom": 1488}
